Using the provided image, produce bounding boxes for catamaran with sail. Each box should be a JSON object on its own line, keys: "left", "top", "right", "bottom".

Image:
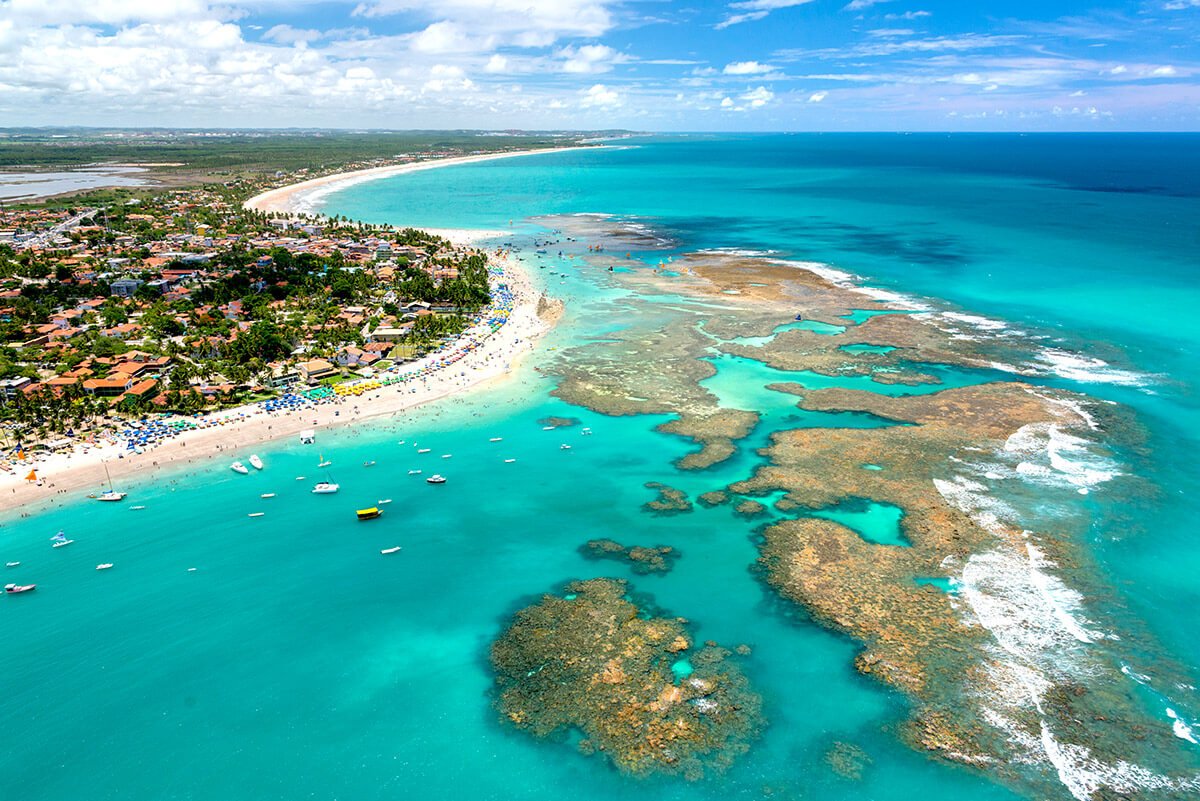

{"left": 95, "top": 462, "right": 126, "bottom": 502}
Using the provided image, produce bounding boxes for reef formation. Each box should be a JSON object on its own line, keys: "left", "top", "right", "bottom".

{"left": 490, "top": 578, "right": 763, "bottom": 780}
{"left": 539, "top": 237, "right": 1200, "bottom": 799}
{"left": 581, "top": 538, "right": 679, "bottom": 575}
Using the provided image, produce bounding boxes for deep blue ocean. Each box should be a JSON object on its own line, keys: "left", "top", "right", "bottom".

{"left": 3, "top": 135, "right": 1198, "bottom": 800}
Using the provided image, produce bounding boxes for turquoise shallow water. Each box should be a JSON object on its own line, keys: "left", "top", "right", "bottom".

{"left": 4, "top": 135, "right": 1200, "bottom": 799}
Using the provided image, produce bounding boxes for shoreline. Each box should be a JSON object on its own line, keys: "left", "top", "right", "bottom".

{"left": 0, "top": 233, "right": 560, "bottom": 517}
{"left": 243, "top": 146, "right": 596, "bottom": 216}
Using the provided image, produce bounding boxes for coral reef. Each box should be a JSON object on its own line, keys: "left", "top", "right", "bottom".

{"left": 581, "top": 539, "right": 679, "bottom": 575}
{"left": 491, "top": 578, "right": 764, "bottom": 779}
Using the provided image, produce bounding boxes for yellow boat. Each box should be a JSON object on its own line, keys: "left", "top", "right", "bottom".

{"left": 356, "top": 507, "right": 382, "bottom": 521}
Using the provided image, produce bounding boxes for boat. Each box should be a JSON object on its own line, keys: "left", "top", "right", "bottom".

{"left": 230, "top": 461, "right": 249, "bottom": 475}
{"left": 248, "top": 512, "right": 265, "bottom": 518}
{"left": 96, "top": 563, "right": 114, "bottom": 571}
{"left": 130, "top": 505, "right": 146, "bottom": 510}
{"left": 311, "top": 482, "right": 340, "bottom": 494}
{"left": 397, "top": 440, "right": 406, "bottom": 445}
{"left": 5, "top": 584, "right": 35, "bottom": 594}
{"left": 356, "top": 507, "right": 383, "bottom": 521}
{"left": 96, "top": 462, "right": 126, "bottom": 502}
{"left": 407, "top": 469, "right": 423, "bottom": 475}
{"left": 51, "top": 531, "right": 73, "bottom": 548}
{"left": 249, "top": 454, "right": 264, "bottom": 470}
{"left": 504, "top": 458, "right": 517, "bottom": 464}
{"left": 542, "top": 426, "right": 556, "bottom": 431}
{"left": 581, "top": 427, "right": 592, "bottom": 436}
{"left": 560, "top": 444, "right": 572, "bottom": 450}
{"left": 363, "top": 460, "right": 376, "bottom": 467}
{"left": 378, "top": 499, "right": 393, "bottom": 505}
{"left": 318, "top": 456, "right": 332, "bottom": 468}
{"left": 441, "top": 454, "right": 452, "bottom": 459}
{"left": 5, "top": 561, "right": 19, "bottom": 568}
{"left": 489, "top": 437, "right": 503, "bottom": 442}
{"left": 299, "top": 429, "right": 316, "bottom": 445}
{"left": 261, "top": 493, "right": 276, "bottom": 499}
{"left": 295, "top": 476, "right": 306, "bottom": 480}
{"left": 417, "top": 448, "right": 431, "bottom": 454}
{"left": 426, "top": 474, "right": 447, "bottom": 485}
{"left": 380, "top": 546, "right": 402, "bottom": 555}
{"left": 52, "top": 539, "right": 74, "bottom": 548}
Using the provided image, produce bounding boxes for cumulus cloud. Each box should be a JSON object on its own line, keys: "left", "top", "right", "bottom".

{"left": 558, "top": 43, "right": 625, "bottom": 74}
{"left": 723, "top": 60, "right": 776, "bottom": 75}
{"left": 808, "top": 90, "right": 828, "bottom": 102}
{"left": 741, "top": 85, "right": 774, "bottom": 107}
{"left": 579, "top": 82, "right": 620, "bottom": 108}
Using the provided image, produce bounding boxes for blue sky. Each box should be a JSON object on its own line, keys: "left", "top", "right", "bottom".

{"left": 0, "top": 0, "right": 1197, "bottom": 130}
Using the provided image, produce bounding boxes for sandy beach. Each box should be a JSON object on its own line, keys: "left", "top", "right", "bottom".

{"left": 243, "top": 146, "right": 594, "bottom": 216}
{"left": 0, "top": 228, "right": 560, "bottom": 516}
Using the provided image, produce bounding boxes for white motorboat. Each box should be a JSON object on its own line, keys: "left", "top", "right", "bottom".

{"left": 426, "top": 474, "right": 447, "bottom": 485}
{"left": 231, "top": 461, "right": 249, "bottom": 475}
{"left": 248, "top": 512, "right": 265, "bottom": 518}
{"left": 52, "top": 539, "right": 74, "bottom": 548}
{"left": 311, "top": 482, "right": 340, "bottom": 494}
{"left": 363, "top": 460, "right": 376, "bottom": 467}
{"left": 249, "top": 454, "right": 264, "bottom": 470}
{"left": 130, "top": 505, "right": 146, "bottom": 510}
{"left": 380, "top": 546, "right": 402, "bottom": 555}
{"left": 441, "top": 454, "right": 452, "bottom": 459}
{"left": 299, "top": 429, "right": 316, "bottom": 445}
{"left": 96, "top": 563, "right": 114, "bottom": 571}
{"left": 417, "top": 448, "right": 431, "bottom": 454}
{"left": 261, "top": 493, "right": 276, "bottom": 499}
{"left": 5, "top": 561, "right": 20, "bottom": 568}
{"left": 407, "top": 469, "right": 423, "bottom": 475}
{"left": 542, "top": 426, "right": 556, "bottom": 431}
{"left": 489, "top": 437, "right": 503, "bottom": 442}
{"left": 581, "top": 427, "right": 593, "bottom": 436}
{"left": 504, "top": 458, "right": 517, "bottom": 464}
{"left": 378, "top": 499, "right": 393, "bottom": 505}
{"left": 560, "top": 444, "right": 572, "bottom": 450}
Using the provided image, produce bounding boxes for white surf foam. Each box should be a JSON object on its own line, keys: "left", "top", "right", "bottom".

{"left": 1034, "top": 348, "right": 1151, "bottom": 387}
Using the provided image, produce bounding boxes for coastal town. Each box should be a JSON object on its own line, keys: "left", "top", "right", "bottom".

{"left": 0, "top": 152, "right": 550, "bottom": 490}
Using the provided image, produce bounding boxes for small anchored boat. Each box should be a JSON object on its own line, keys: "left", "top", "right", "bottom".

{"left": 130, "top": 505, "right": 146, "bottom": 510}
{"left": 441, "top": 454, "right": 452, "bottom": 459}
{"left": 311, "top": 482, "right": 340, "bottom": 495}
{"left": 230, "top": 461, "right": 249, "bottom": 475}
{"left": 96, "top": 463, "right": 126, "bottom": 502}
{"left": 249, "top": 454, "right": 264, "bottom": 470}
{"left": 504, "top": 458, "right": 517, "bottom": 463}
{"left": 356, "top": 507, "right": 383, "bottom": 521}
{"left": 380, "top": 546, "right": 402, "bottom": 555}
{"left": 248, "top": 512, "right": 265, "bottom": 518}
{"left": 417, "top": 448, "right": 431, "bottom": 454}
{"left": 407, "top": 469, "right": 423, "bottom": 475}
{"left": 426, "top": 474, "right": 447, "bottom": 485}
{"left": 542, "top": 426, "right": 556, "bottom": 431}
{"left": 5, "top": 561, "right": 20, "bottom": 568}
{"left": 261, "top": 493, "right": 276, "bottom": 499}
{"left": 96, "top": 563, "right": 114, "bottom": 571}
{"left": 318, "top": 454, "right": 332, "bottom": 468}
{"left": 51, "top": 531, "right": 73, "bottom": 548}
{"left": 560, "top": 444, "right": 572, "bottom": 450}
{"left": 363, "top": 460, "right": 376, "bottom": 467}
{"left": 489, "top": 437, "right": 503, "bottom": 442}
{"left": 377, "top": 499, "right": 393, "bottom": 505}
{"left": 5, "top": 583, "right": 35, "bottom": 594}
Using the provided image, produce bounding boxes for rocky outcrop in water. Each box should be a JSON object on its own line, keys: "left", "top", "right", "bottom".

{"left": 581, "top": 539, "right": 679, "bottom": 575}
{"left": 491, "top": 578, "right": 763, "bottom": 780}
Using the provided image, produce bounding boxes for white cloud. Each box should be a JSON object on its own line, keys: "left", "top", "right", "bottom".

{"left": 720, "top": 96, "right": 735, "bottom": 107}
{"left": 723, "top": 60, "right": 776, "bottom": 75}
{"left": 579, "top": 82, "right": 620, "bottom": 108}
{"left": 715, "top": 0, "right": 816, "bottom": 30}
{"left": 741, "top": 85, "right": 774, "bottom": 107}
{"left": 844, "top": 0, "right": 894, "bottom": 10}
{"left": 558, "top": 43, "right": 625, "bottom": 74}
{"left": 484, "top": 54, "right": 508, "bottom": 73}
{"left": 808, "top": 90, "right": 828, "bottom": 102}
{"left": 353, "top": 0, "right": 615, "bottom": 46}
{"left": 262, "top": 24, "right": 322, "bottom": 45}
{"left": 1151, "top": 65, "right": 1178, "bottom": 77}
